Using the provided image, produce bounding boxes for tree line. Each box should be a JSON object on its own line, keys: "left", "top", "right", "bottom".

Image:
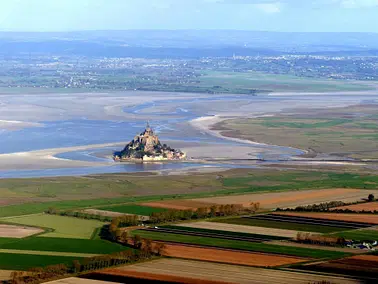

{"left": 8, "top": 237, "right": 163, "bottom": 284}
{"left": 45, "top": 207, "right": 113, "bottom": 222}
{"left": 46, "top": 203, "right": 260, "bottom": 234}
{"left": 276, "top": 198, "right": 376, "bottom": 213}
{"left": 296, "top": 232, "right": 346, "bottom": 247}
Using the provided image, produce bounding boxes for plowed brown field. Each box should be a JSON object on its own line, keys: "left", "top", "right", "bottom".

{"left": 195, "top": 188, "right": 378, "bottom": 209}
{"left": 45, "top": 277, "right": 121, "bottom": 284}
{"left": 0, "top": 270, "right": 13, "bottom": 281}
{"left": 157, "top": 242, "right": 309, "bottom": 267}
{"left": 272, "top": 212, "right": 378, "bottom": 224}
{"left": 302, "top": 254, "right": 378, "bottom": 279}
{"left": 99, "top": 269, "right": 232, "bottom": 284}
{"left": 140, "top": 200, "right": 214, "bottom": 210}
{"left": 334, "top": 202, "right": 378, "bottom": 212}
{"left": 0, "top": 224, "right": 43, "bottom": 238}
{"left": 109, "top": 258, "right": 360, "bottom": 284}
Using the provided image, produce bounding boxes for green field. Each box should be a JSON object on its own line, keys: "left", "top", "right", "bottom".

{"left": 132, "top": 230, "right": 349, "bottom": 259}
{"left": 0, "top": 237, "right": 127, "bottom": 254}
{"left": 213, "top": 217, "right": 349, "bottom": 234}
{"left": 331, "top": 230, "right": 378, "bottom": 241}
{"left": 0, "top": 238, "right": 17, "bottom": 245}
{"left": 0, "top": 253, "right": 83, "bottom": 270}
{"left": 98, "top": 204, "right": 166, "bottom": 215}
{"left": 165, "top": 225, "right": 288, "bottom": 240}
{"left": 1, "top": 169, "right": 378, "bottom": 219}
{"left": 214, "top": 105, "right": 378, "bottom": 159}
{"left": 2, "top": 214, "right": 105, "bottom": 239}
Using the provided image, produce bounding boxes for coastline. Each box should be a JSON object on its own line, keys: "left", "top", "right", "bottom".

{"left": 0, "top": 142, "right": 127, "bottom": 170}
{"left": 189, "top": 115, "right": 306, "bottom": 155}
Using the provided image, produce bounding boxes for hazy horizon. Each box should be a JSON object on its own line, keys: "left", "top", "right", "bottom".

{"left": 0, "top": 0, "right": 377, "bottom": 33}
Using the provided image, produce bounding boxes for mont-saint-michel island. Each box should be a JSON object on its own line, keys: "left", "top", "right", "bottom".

{"left": 114, "top": 123, "right": 186, "bottom": 162}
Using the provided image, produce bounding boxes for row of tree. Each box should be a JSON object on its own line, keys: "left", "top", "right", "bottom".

{"left": 45, "top": 207, "right": 113, "bottom": 222}
{"left": 9, "top": 237, "right": 161, "bottom": 284}
{"left": 148, "top": 203, "right": 259, "bottom": 224}
{"left": 46, "top": 202, "right": 260, "bottom": 226}
{"left": 296, "top": 232, "right": 346, "bottom": 247}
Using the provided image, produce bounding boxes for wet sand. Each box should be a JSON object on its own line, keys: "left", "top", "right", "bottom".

{"left": 0, "top": 90, "right": 376, "bottom": 174}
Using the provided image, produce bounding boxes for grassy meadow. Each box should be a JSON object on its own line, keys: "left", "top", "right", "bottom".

{"left": 1, "top": 169, "right": 378, "bottom": 218}
{"left": 2, "top": 214, "right": 104, "bottom": 239}
{"left": 0, "top": 253, "right": 84, "bottom": 270}
{"left": 0, "top": 237, "right": 126, "bottom": 254}
{"left": 214, "top": 105, "right": 378, "bottom": 159}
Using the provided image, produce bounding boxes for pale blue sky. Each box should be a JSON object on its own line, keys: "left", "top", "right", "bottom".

{"left": 0, "top": 0, "right": 377, "bottom": 32}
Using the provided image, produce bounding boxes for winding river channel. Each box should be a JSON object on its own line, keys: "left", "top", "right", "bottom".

{"left": 0, "top": 91, "right": 376, "bottom": 178}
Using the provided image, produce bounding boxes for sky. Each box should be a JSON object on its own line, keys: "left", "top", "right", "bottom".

{"left": 0, "top": 0, "right": 377, "bottom": 32}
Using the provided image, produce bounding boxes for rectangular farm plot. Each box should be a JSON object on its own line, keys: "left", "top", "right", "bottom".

{"left": 45, "top": 278, "right": 117, "bottom": 284}
{"left": 272, "top": 212, "right": 378, "bottom": 225}
{"left": 97, "top": 204, "right": 166, "bottom": 215}
{"left": 0, "top": 224, "right": 44, "bottom": 238}
{"left": 154, "top": 225, "right": 289, "bottom": 242}
{"left": 0, "top": 237, "right": 127, "bottom": 254}
{"left": 177, "top": 221, "right": 304, "bottom": 238}
{"left": 132, "top": 230, "right": 350, "bottom": 258}
{"left": 156, "top": 243, "right": 310, "bottom": 267}
{"left": 3, "top": 214, "right": 105, "bottom": 239}
{"left": 0, "top": 253, "right": 84, "bottom": 270}
{"left": 332, "top": 229, "right": 378, "bottom": 241}
{"left": 194, "top": 188, "right": 378, "bottom": 209}
{"left": 214, "top": 214, "right": 354, "bottom": 233}
{"left": 107, "top": 258, "right": 360, "bottom": 284}
{"left": 334, "top": 202, "right": 378, "bottom": 212}
{"left": 300, "top": 255, "right": 378, "bottom": 279}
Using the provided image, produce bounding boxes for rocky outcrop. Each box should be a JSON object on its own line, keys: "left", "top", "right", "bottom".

{"left": 114, "top": 123, "right": 186, "bottom": 162}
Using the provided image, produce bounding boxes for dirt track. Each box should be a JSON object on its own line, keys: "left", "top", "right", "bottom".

{"left": 177, "top": 221, "right": 304, "bottom": 238}
{"left": 272, "top": 212, "right": 378, "bottom": 224}
{"left": 158, "top": 243, "right": 309, "bottom": 267}
{"left": 0, "top": 224, "right": 44, "bottom": 238}
{"left": 195, "top": 188, "right": 378, "bottom": 209}
{"left": 112, "top": 258, "right": 360, "bottom": 284}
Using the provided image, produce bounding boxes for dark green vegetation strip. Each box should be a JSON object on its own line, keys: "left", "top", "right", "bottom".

{"left": 331, "top": 230, "right": 378, "bottom": 241}
{"left": 213, "top": 217, "right": 348, "bottom": 233}
{"left": 98, "top": 204, "right": 166, "bottom": 215}
{"left": 0, "top": 238, "right": 18, "bottom": 245}
{"left": 0, "top": 237, "right": 127, "bottom": 254}
{"left": 1, "top": 170, "right": 378, "bottom": 217}
{"left": 132, "top": 230, "right": 349, "bottom": 259}
{"left": 0, "top": 253, "right": 84, "bottom": 270}
{"left": 223, "top": 172, "right": 378, "bottom": 192}
{"left": 163, "top": 225, "right": 288, "bottom": 240}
